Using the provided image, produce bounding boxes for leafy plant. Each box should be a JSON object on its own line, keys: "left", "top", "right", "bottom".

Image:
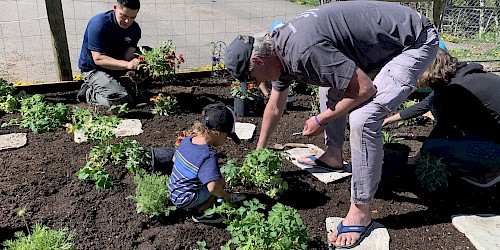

{"left": 76, "top": 144, "right": 113, "bottom": 190}
{"left": 2, "top": 208, "right": 76, "bottom": 250}
{"left": 207, "top": 41, "right": 226, "bottom": 77}
{"left": 111, "top": 138, "right": 151, "bottom": 174}
{"left": 306, "top": 84, "right": 319, "bottom": 114}
{"left": 67, "top": 107, "right": 121, "bottom": 144}
{"left": 0, "top": 78, "right": 25, "bottom": 114}
{"left": 221, "top": 148, "right": 288, "bottom": 198}
{"left": 76, "top": 138, "right": 150, "bottom": 190}
{"left": 397, "top": 100, "right": 427, "bottom": 126}
{"left": 415, "top": 152, "right": 450, "bottom": 192}
{"left": 128, "top": 171, "right": 176, "bottom": 217}
{"left": 206, "top": 198, "right": 308, "bottom": 250}
{"left": 136, "top": 40, "right": 184, "bottom": 81}
{"left": 195, "top": 241, "right": 208, "bottom": 250}
{"left": 3, "top": 94, "right": 69, "bottom": 134}
{"left": 382, "top": 131, "right": 403, "bottom": 144}
{"left": 151, "top": 93, "right": 180, "bottom": 116}
{"left": 230, "top": 80, "right": 260, "bottom": 100}
{"left": 109, "top": 103, "right": 129, "bottom": 116}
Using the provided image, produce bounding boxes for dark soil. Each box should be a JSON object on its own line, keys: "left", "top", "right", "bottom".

{"left": 0, "top": 76, "right": 498, "bottom": 250}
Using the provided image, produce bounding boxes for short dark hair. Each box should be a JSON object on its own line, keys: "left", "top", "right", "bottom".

{"left": 117, "top": 0, "right": 140, "bottom": 10}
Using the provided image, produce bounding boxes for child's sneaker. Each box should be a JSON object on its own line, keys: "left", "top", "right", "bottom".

{"left": 192, "top": 213, "right": 223, "bottom": 224}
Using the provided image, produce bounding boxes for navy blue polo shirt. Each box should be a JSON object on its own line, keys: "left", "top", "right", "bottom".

{"left": 78, "top": 10, "right": 141, "bottom": 72}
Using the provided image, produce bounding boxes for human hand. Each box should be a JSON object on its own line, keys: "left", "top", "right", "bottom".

{"left": 302, "top": 115, "right": 326, "bottom": 136}
{"left": 127, "top": 58, "right": 140, "bottom": 70}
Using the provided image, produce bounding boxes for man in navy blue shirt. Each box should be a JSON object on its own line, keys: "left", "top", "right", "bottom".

{"left": 77, "top": 0, "right": 141, "bottom": 107}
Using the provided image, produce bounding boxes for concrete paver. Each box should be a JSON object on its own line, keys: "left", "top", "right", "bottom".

{"left": 452, "top": 214, "right": 500, "bottom": 250}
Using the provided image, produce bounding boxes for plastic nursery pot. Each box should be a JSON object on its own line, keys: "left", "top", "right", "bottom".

{"left": 150, "top": 147, "right": 176, "bottom": 175}
{"left": 382, "top": 142, "right": 411, "bottom": 177}
{"left": 285, "top": 93, "right": 295, "bottom": 111}
{"left": 254, "top": 96, "right": 265, "bottom": 115}
{"left": 233, "top": 98, "right": 251, "bottom": 117}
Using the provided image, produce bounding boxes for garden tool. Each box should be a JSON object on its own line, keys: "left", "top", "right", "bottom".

{"left": 271, "top": 143, "right": 309, "bottom": 150}
{"left": 150, "top": 147, "right": 176, "bottom": 175}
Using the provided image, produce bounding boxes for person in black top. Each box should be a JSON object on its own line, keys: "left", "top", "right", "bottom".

{"left": 384, "top": 48, "right": 500, "bottom": 187}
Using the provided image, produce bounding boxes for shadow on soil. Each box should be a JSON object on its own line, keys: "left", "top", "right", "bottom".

{"left": 376, "top": 174, "right": 500, "bottom": 230}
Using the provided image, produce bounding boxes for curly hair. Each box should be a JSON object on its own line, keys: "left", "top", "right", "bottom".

{"left": 417, "top": 48, "right": 461, "bottom": 91}
{"left": 191, "top": 121, "right": 222, "bottom": 138}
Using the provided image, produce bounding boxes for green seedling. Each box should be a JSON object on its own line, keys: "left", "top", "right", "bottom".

{"left": 128, "top": 171, "right": 176, "bottom": 217}
{"left": 415, "top": 152, "right": 450, "bottom": 192}
{"left": 221, "top": 148, "right": 288, "bottom": 198}
{"left": 2, "top": 208, "right": 76, "bottom": 250}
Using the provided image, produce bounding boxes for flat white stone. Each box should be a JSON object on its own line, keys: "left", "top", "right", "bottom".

{"left": 452, "top": 214, "right": 500, "bottom": 250}
{"left": 74, "top": 119, "right": 143, "bottom": 143}
{"left": 234, "top": 122, "right": 256, "bottom": 140}
{"left": 325, "top": 217, "right": 390, "bottom": 250}
{"left": 286, "top": 144, "right": 352, "bottom": 184}
{"left": 0, "top": 133, "right": 27, "bottom": 151}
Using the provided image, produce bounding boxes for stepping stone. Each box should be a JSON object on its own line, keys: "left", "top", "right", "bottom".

{"left": 0, "top": 133, "right": 27, "bottom": 151}
{"left": 325, "top": 217, "right": 389, "bottom": 250}
{"left": 286, "top": 144, "right": 352, "bottom": 184}
{"left": 74, "top": 119, "right": 143, "bottom": 143}
{"left": 234, "top": 122, "right": 255, "bottom": 140}
{"left": 452, "top": 214, "right": 500, "bottom": 250}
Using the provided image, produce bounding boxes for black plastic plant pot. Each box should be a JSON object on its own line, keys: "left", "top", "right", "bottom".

{"left": 382, "top": 143, "right": 411, "bottom": 177}
{"left": 285, "top": 93, "right": 295, "bottom": 111}
{"left": 233, "top": 98, "right": 250, "bottom": 117}
{"left": 150, "top": 147, "right": 176, "bottom": 175}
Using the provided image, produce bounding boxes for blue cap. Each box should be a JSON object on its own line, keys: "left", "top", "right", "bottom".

{"left": 270, "top": 20, "right": 286, "bottom": 33}
{"left": 438, "top": 40, "right": 448, "bottom": 51}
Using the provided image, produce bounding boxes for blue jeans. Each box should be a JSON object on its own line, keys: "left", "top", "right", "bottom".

{"left": 320, "top": 26, "right": 439, "bottom": 204}
{"left": 184, "top": 186, "right": 213, "bottom": 210}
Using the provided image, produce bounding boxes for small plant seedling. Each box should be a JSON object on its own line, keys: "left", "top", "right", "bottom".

{"left": 151, "top": 93, "right": 180, "bottom": 116}
{"left": 306, "top": 84, "right": 319, "bottom": 114}
{"left": 230, "top": 80, "right": 260, "bottom": 100}
{"left": 3, "top": 94, "right": 70, "bottom": 134}
{"left": 128, "top": 171, "right": 176, "bottom": 217}
{"left": 397, "top": 100, "right": 428, "bottom": 126}
{"left": 221, "top": 148, "right": 288, "bottom": 198}
{"left": 415, "top": 152, "right": 450, "bottom": 192}
{"left": 382, "top": 131, "right": 403, "bottom": 144}
{"left": 2, "top": 208, "right": 76, "bottom": 250}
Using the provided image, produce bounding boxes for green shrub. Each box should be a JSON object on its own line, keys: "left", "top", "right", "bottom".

{"left": 415, "top": 152, "right": 450, "bottom": 192}
{"left": 128, "top": 171, "right": 176, "bottom": 217}
{"left": 2, "top": 223, "right": 75, "bottom": 250}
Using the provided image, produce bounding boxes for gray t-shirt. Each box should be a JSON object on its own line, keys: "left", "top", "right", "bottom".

{"left": 272, "top": 1, "right": 432, "bottom": 91}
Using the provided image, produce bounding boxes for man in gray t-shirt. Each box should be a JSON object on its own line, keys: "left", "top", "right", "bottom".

{"left": 225, "top": 1, "right": 438, "bottom": 248}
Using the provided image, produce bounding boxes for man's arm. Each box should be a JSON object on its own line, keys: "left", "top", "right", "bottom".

{"left": 256, "top": 88, "right": 288, "bottom": 149}
{"left": 303, "top": 67, "right": 377, "bottom": 136}
{"left": 91, "top": 50, "right": 139, "bottom": 71}
{"left": 124, "top": 47, "right": 137, "bottom": 61}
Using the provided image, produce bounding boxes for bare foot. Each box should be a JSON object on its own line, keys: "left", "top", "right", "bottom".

{"left": 328, "top": 204, "right": 372, "bottom": 248}
{"left": 297, "top": 146, "right": 344, "bottom": 168}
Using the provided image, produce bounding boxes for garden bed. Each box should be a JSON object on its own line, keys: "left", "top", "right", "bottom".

{"left": 0, "top": 76, "right": 498, "bottom": 249}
